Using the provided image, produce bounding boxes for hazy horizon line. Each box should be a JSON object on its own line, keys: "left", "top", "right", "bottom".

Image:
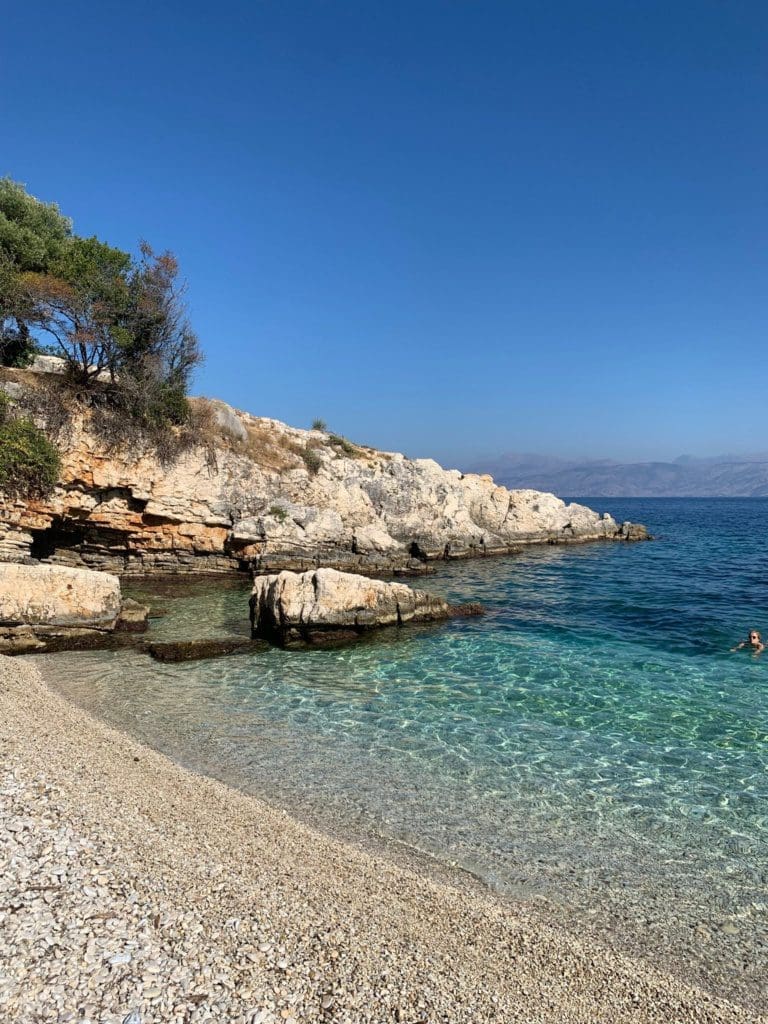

{"left": 468, "top": 451, "right": 768, "bottom": 468}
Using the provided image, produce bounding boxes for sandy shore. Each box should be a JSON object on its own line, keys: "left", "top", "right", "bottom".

{"left": 0, "top": 654, "right": 763, "bottom": 1024}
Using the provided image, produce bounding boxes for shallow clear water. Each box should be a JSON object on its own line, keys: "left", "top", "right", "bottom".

{"left": 37, "top": 499, "right": 768, "bottom": 1008}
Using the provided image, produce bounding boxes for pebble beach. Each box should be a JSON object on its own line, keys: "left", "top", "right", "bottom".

{"left": 1, "top": 653, "right": 764, "bottom": 1024}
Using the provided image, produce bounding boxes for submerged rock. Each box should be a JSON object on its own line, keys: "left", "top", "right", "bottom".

{"left": 144, "top": 639, "right": 254, "bottom": 662}
{"left": 115, "top": 597, "right": 150, "bottom": 633}
{"left": 250, "top": 568, "right": 477, "bottom": 647}
{"left": 0, "top": 624, "right": 45, "bottom": 654}
{"left": 449, "top": 602, "right": 486, "bottom": 618}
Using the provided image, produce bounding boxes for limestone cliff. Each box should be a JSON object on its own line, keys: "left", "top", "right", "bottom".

{"left": 0, "top": 373, "right": 647, "bottom": 575}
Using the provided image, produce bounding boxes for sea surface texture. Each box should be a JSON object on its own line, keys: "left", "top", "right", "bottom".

{"left": 38, "top": 498, "right": 768, "bottom": 1009}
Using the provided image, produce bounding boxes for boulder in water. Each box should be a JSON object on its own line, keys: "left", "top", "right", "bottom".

{"left": 250, "top": 567, "right": 476, "bottom": 647}
{"left": 0, "top": 563, "right": 123, "bottom": 653}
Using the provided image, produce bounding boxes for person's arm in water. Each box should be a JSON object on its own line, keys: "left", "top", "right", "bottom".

{"left": 731, "top": 641, "right": 747, "bottom": 651}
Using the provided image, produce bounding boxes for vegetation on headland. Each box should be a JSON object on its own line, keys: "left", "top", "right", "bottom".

{"left": 0, "top": 178, "right": 201, "bottom": 437}
{"left": 0, "top": 182, "right": 377, "bottom": 476}
{"left": 327, "top": 432, "right": 363, "bottom": 457}
{"left": 300, "top": 444, "right": 323, "bottom": 475}
{"left": 0, "top": 390, "right": 60, "bottom": 498}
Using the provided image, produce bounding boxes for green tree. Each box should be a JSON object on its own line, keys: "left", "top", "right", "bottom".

{"left": 24, "top": 234, "right": 132, "bottom": 382}
{"left": 0, "top": 180, "right": 203, "bottom": 429}
{"left": 0, "top": 177, "right": 71, "bottom": 271}
{"left": 0, "top": 178, "right": 72, "bottom": 366}
{"left": 0, "top": 398, "right": 60, "bottom": 498}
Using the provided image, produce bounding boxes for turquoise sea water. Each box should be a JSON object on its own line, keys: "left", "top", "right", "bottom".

{"left": 37, "top": 499, "right": 768, "bottom": 1008}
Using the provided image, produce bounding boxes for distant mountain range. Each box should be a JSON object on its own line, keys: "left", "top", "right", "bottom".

{"left": 469, "top": 453, "right": 768, "bottom": 497}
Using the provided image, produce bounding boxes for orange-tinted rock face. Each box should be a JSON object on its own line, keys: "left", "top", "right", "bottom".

{"left": 0, "top": 393, "right": 647, "bottom": 576}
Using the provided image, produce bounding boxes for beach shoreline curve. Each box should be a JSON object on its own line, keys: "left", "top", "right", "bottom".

{"left": 1, "top": 653, "right": 761, "bottom": 1024}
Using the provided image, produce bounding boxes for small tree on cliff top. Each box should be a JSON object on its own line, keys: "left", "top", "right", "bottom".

{"left": 0, "top": 179, "right": 202, "bottom": 428}
{"left": 117, "top": 242, "right": 202, "bottom": 421}
{"left": 23, "top": 234, "right": 133, "bottom": 382}
{"left": 0, "top": 178, "right": 72, "bottom": 366}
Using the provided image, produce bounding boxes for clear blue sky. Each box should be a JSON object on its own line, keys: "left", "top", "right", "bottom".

{"left": 3, "top": 1, "right": 766, "bottom": 466}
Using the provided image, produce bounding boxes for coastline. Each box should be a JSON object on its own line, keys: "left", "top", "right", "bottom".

{"left": 1, "top": 654, "right": 762, "bottom": 1024}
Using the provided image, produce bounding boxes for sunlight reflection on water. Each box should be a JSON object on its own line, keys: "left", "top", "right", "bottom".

{"left": 37, "top": 499, "right": 768, "bottom": 1009}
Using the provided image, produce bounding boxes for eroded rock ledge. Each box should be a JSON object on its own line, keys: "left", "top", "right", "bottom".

{"left": 0, "top": 373, "right": 649, "bottom": 577}
{"left": 250, "top": 568, "right": 482, "bottom": 647}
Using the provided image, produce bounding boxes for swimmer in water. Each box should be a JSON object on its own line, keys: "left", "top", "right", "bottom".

{"left": 731, "top": 630, "right": 765, "bottom": 655}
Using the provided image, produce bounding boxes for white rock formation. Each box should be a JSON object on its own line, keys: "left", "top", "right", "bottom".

{"left": 0, "top": 563, "right": 121, "bottom": 628}
{"left": 28, "top": 354, "right": 67, "bottom": 376}
{"left": 0, "top": 563, "right": 123, "bottom": 652}
{"left": 250, "top": 568, "right": 453, "bottom": 645}
{"left": 28, "top": 354, "right": 112, "bottom": 382}
{"left": 0, "top": 382, "right": 648, "bottom": 575}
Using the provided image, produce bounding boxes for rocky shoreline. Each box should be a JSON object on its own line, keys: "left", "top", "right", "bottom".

{"left": 0, "top": 370, "right": 648, "bottom": 578}
{"left": 1, "top": 653, "right": 760, "bottom": 1024}
{"left": 0, "top": 372, "right": 650, "bottom": 651}
{"left": 1, "top": 562, "right": 485, "bottom": 655}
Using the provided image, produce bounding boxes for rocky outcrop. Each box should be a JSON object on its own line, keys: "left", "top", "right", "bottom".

{"left": 0, "top": 563, "right": 123, "bottom": 652}
{"left": 28, "top": 354, "right": 111, "bottom": 382}
{"left": 0, "top": 370, "right": 649, "bottom": 577}
{"left": 250, "top": 568, "right": 476, "bottom": 646}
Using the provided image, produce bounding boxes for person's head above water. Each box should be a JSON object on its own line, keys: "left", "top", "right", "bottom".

{"left": 731, "top": 630, "right": 764, "bottom": 653}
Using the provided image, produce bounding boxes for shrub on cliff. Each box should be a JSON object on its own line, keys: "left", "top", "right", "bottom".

{"left": 0, "top": 415, "right": 60, "bottom": 498}
{"left": 300, "top": 444, "right": 323, "bottom": 475}
{"left": 327, "top": 433, "right": 362, "bottom": 457}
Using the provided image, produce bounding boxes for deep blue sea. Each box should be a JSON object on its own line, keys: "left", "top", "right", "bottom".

{"left": 37, "top": 498, "right": 768, "bottom": 1008}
